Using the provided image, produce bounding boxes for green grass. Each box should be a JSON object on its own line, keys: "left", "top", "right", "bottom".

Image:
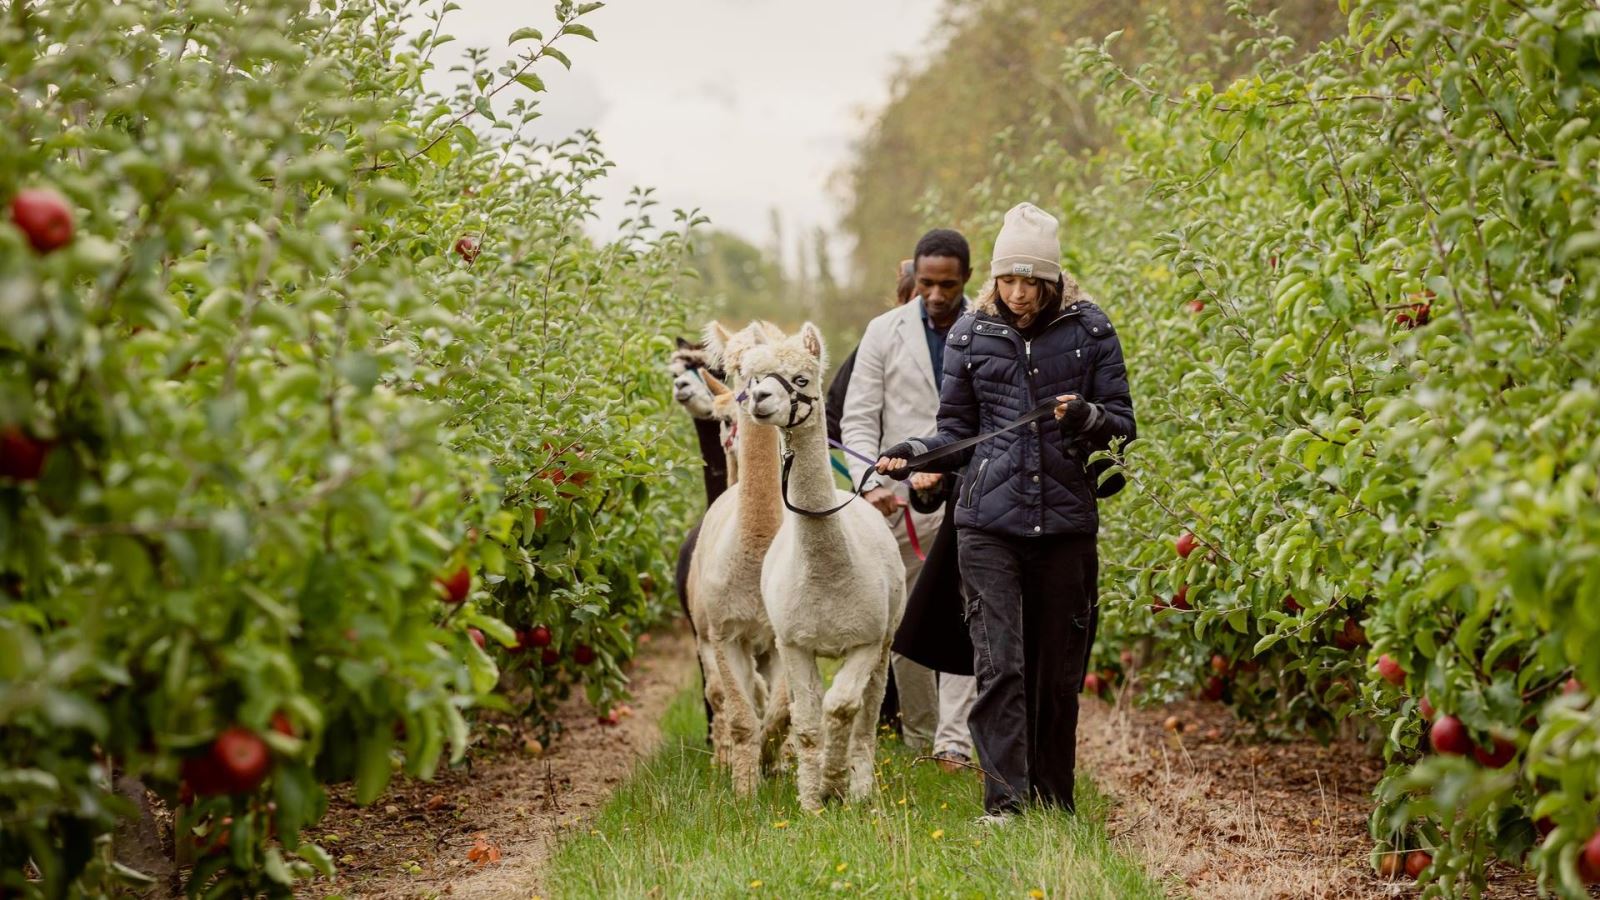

{"left": 542, "top": 681, "right": 1166, "bottom": 899}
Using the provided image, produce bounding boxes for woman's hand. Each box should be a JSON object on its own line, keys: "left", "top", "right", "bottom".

{"left": 1055, "top": 393, "right": 1091, "bottom": 429}
{"left": 910, "top": 472, "right": 943, "bottom": 492}
{"left": 874, "top": 441, "right": 916, "bottom": 481}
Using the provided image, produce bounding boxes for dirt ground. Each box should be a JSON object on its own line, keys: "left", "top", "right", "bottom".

{"left": 1079, "top": 691, "right": 1551, "bottom": 900}
{"left": 302, "top": 621, "right": 698, "bottom": 899}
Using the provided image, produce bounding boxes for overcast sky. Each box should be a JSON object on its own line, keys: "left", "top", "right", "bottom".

{"left": 422, "top": 0, "right": 946, "bottom": 270}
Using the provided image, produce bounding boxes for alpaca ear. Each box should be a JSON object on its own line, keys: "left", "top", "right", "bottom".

{"left": 800, "top": 322, "right": 824, "bottom": 360}
{"left": 676, "top": 336, "right": 693, "bottom": 351}
{"left": 703, "top": 321, "right": 732, "bottom": 365}
{"left": 702, "top": 369, "right": 731, "bottom": 397}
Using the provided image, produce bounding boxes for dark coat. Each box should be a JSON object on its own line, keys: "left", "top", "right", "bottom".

{"left": 903, "top": 296, "right": 1135, "bottom": 537}
{"left": 824, "top": 345, "right": 860, "bottom": 445}
{"left": 892, "top": 495, "right": 974, "bottom": 675}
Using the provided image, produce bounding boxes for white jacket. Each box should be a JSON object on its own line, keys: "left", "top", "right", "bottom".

{"left": 841, "top": 298, "right": 951, "bottom": 494}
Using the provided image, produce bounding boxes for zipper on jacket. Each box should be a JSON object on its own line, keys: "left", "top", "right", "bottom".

{"left": 1023, "top": 337, "right": 1043, "bottom": 533}
{"left": 965, "top": 458, "right": 988, "bottom": 507}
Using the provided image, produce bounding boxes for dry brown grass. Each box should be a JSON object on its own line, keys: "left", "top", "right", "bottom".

{"left": 1079, "top": 687, "right": 1549, "bottom": 900}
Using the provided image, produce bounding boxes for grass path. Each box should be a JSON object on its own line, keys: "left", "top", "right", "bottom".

{"left": 543, "top": 684, "right": 1167, "bottom": 898}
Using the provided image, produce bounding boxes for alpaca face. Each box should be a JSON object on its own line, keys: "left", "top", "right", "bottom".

{"left": 739, "top": 324, "right": 826, "bottom": 431}
{"left": 706, "top": 320, "right": 786, "bottom": 384}
{"left": 669, "top": 360, "right": 717, "bottom": 420}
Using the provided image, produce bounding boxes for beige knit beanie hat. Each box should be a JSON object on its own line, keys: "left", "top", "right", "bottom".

{"left": 990, "top": 202, "right": 1061, "bottom": 281}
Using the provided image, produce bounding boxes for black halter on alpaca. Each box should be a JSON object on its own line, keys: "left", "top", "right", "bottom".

{"left": 751, "top": 372, "right": 876, "bottom": 519}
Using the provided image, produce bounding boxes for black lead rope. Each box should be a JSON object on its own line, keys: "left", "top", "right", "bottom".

{"left": 777, "top": 398, "right": 1063, "bottom": 519}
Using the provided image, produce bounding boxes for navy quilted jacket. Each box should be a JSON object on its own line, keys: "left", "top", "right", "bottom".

{"left": 901, "top": 295, "right": 1135, "bottom": 537}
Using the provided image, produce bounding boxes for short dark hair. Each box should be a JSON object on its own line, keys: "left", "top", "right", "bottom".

{"left": 913, "top": 229, "right": 971, "bottom": 277}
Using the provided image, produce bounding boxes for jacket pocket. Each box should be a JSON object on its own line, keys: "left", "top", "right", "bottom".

{"left": 963, "top": 457, "right": 990, "bottom": 509}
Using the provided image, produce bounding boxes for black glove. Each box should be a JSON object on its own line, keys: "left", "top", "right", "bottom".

{"left": 878, "top": 441, "right": 917, "bottom": 481}
{"left": 1057, "top": 396, "right": 1093, "bottom": 435}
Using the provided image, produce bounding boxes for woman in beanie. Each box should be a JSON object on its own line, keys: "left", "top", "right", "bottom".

{"left": 874, "top": 202, "right": 1135, "bottom": 824}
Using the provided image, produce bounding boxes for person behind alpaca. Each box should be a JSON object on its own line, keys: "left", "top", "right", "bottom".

{"left": 876, "top": 202, "right": 1136, "bottom": 824}
{"left": 842, "top": 231, "right": 979, "bottom": 768}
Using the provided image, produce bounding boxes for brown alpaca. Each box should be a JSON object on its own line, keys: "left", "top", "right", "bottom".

{"left": 684, "top": 321, "right": 790, "bottom": 792}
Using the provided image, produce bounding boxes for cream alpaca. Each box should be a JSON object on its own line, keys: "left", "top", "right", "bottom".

{"left": 684, "top": 321, "right": 790, "bottom": 792}
{"left": 741, "top": 323, "right": 905, "bottom": 810}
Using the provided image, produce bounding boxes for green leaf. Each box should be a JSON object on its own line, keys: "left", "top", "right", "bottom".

{"left": 354, "top": 730, "right": 395, "bottom": 806}
{"left": 296, "top": 844, "right": 336, "bottom": 878}
{"left": 508, "top": 26, "right": 544, "bottom": 44}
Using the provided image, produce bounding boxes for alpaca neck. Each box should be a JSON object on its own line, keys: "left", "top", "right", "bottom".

{"left": 734, "top": 408, "right": 782, "bottom": 537}
{"left": 781, "top": 417, "right": 847, "bottom": 533}
{"left": 692, "top": 416, "right": 723, "bottom": 470}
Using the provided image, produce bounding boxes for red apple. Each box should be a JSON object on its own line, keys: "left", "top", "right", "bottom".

{"left": 1175, "top": 532, "right": 1198, "bottom": 558}
{"left": 1171, "top": 585, "right": 1191, "bottom": 610}
{"left": 1564, "top": 678, "right": 1584, "bottom": 695}
{"left": 186, "top": 727, "right": 273, "bottom": 796}
{"left": 1201, "top": 675, "right": 1225, "bottom": 702}
{"left": 270, "top": 711, "right": 296, "bottom": 737}
{"left": 573, "top": 643, "right": 596, "bottom": 666}
{"left": 435, "top": 566, "right": 471, "bottom": 604}
{"left": 1429, "top": 715, "right": 1474, "bottom": 757}
{"left": 1405, "top": 850, "right": 1431, "bottom": 879}
{"left": 1150, "top": 596, "right": 1168, "bottom": 614}
{"left": 597, "top": 713, "right": 619, "bottom": 727}
{"left": 534, "top": 508, "right": 548, "bottom": 529}
{"left": 540, "top": 648, "right": 560, "bottom": 666}
{"left": 10, "top": 187, "right": 75, "bottom": 254}
{"left": 467, "top": 628, "right": 486, "bottom": 649}
{"left": 1473, "top": 735, "right": 1516, "bottom": 768}
{"left": 1376, "top": 654, "right": 1405, "bottom": 686}
{"left": 1082, "top": 673, "right": 1103, "bottom": 695}
{"left": 1580, "top": 830, "right": 1600, "bottom": 883}
{"left": 1418, "top": 695, "right": 1435, "bottom": 719}
{"left": 0, "top": 428, "right": 51, "bottom": 481}
{"left": 1334, "top": 616, "right": 1366, "bottom": 650}
{"left": 1184, "top": 299, "right": 1205, "bottom": 314}
{"left": 1376, "top": 851, "right": 1403, "bottom": 878}
{"left": 454, "top": 235, "right": 480, "bottom": 263}
{"left": 1119, "top": 649, "right": 1135, "bottom": 667}
{"left": 1210, "top": 654, "right": 1229, "bottom": 676}
{"left": 529, "top": 625, "right": 553, "bottom": 648}
{"left": 1284, "top": 593, "right": 1302, "bottom": 614}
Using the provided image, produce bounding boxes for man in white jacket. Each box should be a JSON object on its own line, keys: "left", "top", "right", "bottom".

{"left": 841, "top": 229, "right": 977, "bottom": 771}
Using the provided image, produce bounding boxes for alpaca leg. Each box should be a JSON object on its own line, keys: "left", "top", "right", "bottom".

{"left": 716, "top": 640, "right": 762, "bottom": 795}
{"left": 822, "top": 643, "right": 884, "bottom": 799}
{"left": 757, "top": 648, "right": 791, "bottom": 772}
{"left": 700, "top": 642, "right": 728, "bottom": 767}
{"left": 846, "top": 642, "right": 893, "bottom": 801}
{"left": 779, "top": 642, "right": 825, "bottom": 811}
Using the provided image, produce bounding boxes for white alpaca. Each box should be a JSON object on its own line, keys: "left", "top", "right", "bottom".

{"left": 741, "top": 323, "right": 905, "bottom": 810}
{"left": 685, "top": 321, "right": 790, "bottom": 792}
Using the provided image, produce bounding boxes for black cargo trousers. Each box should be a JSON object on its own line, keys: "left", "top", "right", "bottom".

{"left": 957, "top": 530, "right": 1098, "bottom": 816}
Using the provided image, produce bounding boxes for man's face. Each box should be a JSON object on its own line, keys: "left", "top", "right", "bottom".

{"left": 915, "top": 255, "right": 968, "bottom": 320}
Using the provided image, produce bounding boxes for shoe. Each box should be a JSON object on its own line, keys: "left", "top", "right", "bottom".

{"left": 933, "top": 750, "right": 969, "bottom": 775}
{"left": 974, "top": 813, "right": 1012, "bottom": 828}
